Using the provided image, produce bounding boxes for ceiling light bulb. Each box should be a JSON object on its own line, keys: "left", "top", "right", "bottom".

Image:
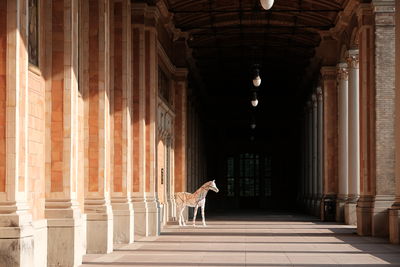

{"left": 253, "top": 75, "right": 261, "bottom": 87}
{"left": 251, "top": 99, "right": 258, "bottom": 107}
{"left": 251, "top": 124, "right": 256, "bottom": 129}
{"left": 260, "top": 0, "right": 274, "bottom": 10}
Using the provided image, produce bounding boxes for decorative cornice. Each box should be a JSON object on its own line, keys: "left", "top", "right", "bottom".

{"left": 320, "top": 66, "right": 337, "bottom": 81}
{"left": 346, "top": 49, "right": 359, "bottom": 69}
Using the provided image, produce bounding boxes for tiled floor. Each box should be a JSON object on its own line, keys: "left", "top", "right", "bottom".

{"left": 81, "top": 212, "right": 400, "bottom": 266}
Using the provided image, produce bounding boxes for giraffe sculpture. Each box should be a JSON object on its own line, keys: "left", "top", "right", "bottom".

{"left": 175, "top": 180, "right": 219, "bottom": 227}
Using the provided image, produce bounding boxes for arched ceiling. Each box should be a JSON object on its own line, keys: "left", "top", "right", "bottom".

{"left": 167, "top": 0, "right": 347, "bottom": 97}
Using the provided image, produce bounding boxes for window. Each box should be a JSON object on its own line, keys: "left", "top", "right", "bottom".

{"left": 158, "top": 68, "right": 170, "bottom": 103}
{"left": 28, "top": 0, "right": 39, "bottom": 66}
{"left": 225, "top": 154, "right": 272, "bottom": 198}
{"left": 226, "top": 157, "right": 234, "bottom": 196}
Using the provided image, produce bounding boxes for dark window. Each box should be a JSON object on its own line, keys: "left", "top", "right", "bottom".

{"left": 158, "top": 68, "right": 170, "bottom": 103}
{"left": 28, "top": 0, "right": 39, "bottom": 66}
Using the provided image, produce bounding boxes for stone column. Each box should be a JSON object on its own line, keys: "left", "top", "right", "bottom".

{"left": 174, "top": 76, "right": 188, "bottom": 210}
{"left": 132, "top": 4, "right": 149, "bottom": 237}
{"left": 319, "top": 67, "right": 338, "bottom": 221}
{"left": 110, "top": 0, "right": 134, "bottom": 244}
{"left": 356, "top": 4, "right": 375, "bottom": 236}
{"left": 336, "top": 63, "right": 349, "bottom": 222}
{"left": 307, "top": 101, "right": 313, "bottom": 211}
{"left": 344, "top": 49, "right": 360, "bottom": 225}
{"left": 44, "top": 0, "right": 86, "bottom": 265}
{"left": 312, "top": 94, "right": 318, "bottom": 214}
{"left": 0, "top": 0, "right": 34, "bottom": 265}
{"left": 82, "top": 0, "right": 114, "bottom": 254}
{"left": 316, "top": 87, "right": 323, "bottom": 217}
{"left": 370, "top": 0, "right": 396, "bottom": 237}
{"left": 389, "top": 0, "right": 400, "bottom": 244}
{"left": 144, "top": 7, "right": 161, "bottom": 236}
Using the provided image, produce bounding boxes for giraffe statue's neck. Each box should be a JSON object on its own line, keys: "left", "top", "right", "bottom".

{"left": 194, "top": 183, "right": 210, "bottom": 202}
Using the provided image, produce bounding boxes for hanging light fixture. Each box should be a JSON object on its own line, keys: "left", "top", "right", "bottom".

{"left": 250, "top": 115, "right": 256, "bottom": 129}
{"left": 260, "top": 0, "right": 274, "bottom": 10}
{"left": 251, "top": 92, "right": 259, "bottom": 107}
{"left": 252, "top": 68, "right": 261, "bottom": 87}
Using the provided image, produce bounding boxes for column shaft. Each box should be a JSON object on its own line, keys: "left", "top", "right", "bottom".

{"left": 317, "top": 88, "right": 324, "bottom": 217}
{"left": 45, "top": 0, "right": 85, "bottom": 265}
{"left": 132, "top": 4, "right": 149, "bottom": 237}
{"left": 344, "top": 49, "right": 360, "bottom": 225}
{"left": 337, "top": 63, "right": 349, "bottom": 222}
{"left": 110, "top": 0, "right": 134, "bottom": 244}
{"left": 312, "top": 94, "right": 318, "bottom": 215}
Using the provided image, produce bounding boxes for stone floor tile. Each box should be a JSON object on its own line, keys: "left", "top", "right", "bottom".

{"left": 80, "top": 213, "right": 400, "bottom": 267}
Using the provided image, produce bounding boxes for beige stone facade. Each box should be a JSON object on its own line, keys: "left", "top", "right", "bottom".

{"left": 1, "top": 0, "right": 400, "bottom": 266}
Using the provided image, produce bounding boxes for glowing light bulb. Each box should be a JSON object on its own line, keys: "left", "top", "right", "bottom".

{"left": 253, "top": 75, "right": 261, "bottom": 87}
{"left": 251, "top": 99, "right": 258, "bottom": 107}
{"left": 260, "top": 0, "right": 274, "bottom": 10}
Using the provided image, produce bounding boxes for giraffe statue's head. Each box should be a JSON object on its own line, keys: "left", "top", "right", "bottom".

{"left": 208, "top": 180, "right": 219, "bottom": 193}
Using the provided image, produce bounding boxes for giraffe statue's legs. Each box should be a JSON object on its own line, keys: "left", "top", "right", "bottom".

{"left": 179, "top": 206, "right": 187, "bottom": 226}
{"left": 201, "top": 205, "right": 207, "bottom": 227}
{"left": 193, "top": 205, "right": 199, "bottom": 226}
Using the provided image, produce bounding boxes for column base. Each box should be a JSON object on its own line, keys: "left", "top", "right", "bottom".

{"left": 389, "top": 206, "right": 400, "bottom": 244}
{"left": 314, "top": 197, "right": 322, "bottom": 217}
{"left": 46, "top": 200, "right": 85, "bottom": 267}
{"left": 132, "top": 195, "right": 149, "bottom": 238}
{"left": 0, "top": 205, "right": 34, "bottom": 267}
{"left": 33, "top": 219, "right": 48, "bottom": 267}
{"left": 356, "top": 196, "right": 373, "bottom": 236}
{"left": 146, "top": 195, "right": 161, "bottom": 236}
{"left": 320, "top": 195, "right": 336, "bottom": 222}
{"left": 371, "top": 195, "right": 395, "bottom": 237}
{"left": 111, "top": 197, "right": 134, "bottom": 244}
{"left": 344, "top": 202, "right": 357, "bottom": 225}
{"left": 335, "top": 197, "right": 347, "bottom": 222}
{"left": 166, "top": 197, "right": 176, "bottom": 222}
{"left": 85, "top": 199, "right": 114, "bottom": 253}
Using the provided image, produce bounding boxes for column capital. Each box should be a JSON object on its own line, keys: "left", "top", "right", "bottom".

{"left": 346, "top": 49, "right": 359, "bottom": 69}
{"left": 312, "top": 94, "right": 317, "bottom": 107}
{"left": 316, "top": 87, "right": 323, "bottom": 102}
{"left": 337, "top": 62, "right": 349, "bottom": 81}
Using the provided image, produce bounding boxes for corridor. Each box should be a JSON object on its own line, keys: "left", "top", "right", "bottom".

{"left": 81, "top": 213, "right": 400, "bottom": 267}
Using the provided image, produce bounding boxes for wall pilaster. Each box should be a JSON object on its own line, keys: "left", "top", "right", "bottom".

{"left": 44, "top": 0, "right": 85, "bottom": 265}
{"left": 110, "top": 0, "right": 134, "bottom": 244}
{"left": 320, "top": 67, "right": 338, "bottom": 221}
{"left": 0, "top": 0, "right": 34, "bottom": 265}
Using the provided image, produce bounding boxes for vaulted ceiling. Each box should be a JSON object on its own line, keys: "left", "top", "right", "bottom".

{"left": 166, "top": 0, "right": 348, "bottom": 147}
{"left": 168, "top": 0, "right": 347, "bottom": 98}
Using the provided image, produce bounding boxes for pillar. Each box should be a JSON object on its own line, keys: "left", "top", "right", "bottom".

{"left": 307, "top": 101, "right": 313, "bottom": 211}
{"left": 144, "top": 7, "right": 161, "bottom": 236}
{"left": 81, "top": 0, "right": 114, "bottom": 253}
{"left": 389, "top": 0, "right": 400, "bottom": 244}
{"left": 132, "top": 3, "right": 149, "bottom": 237}
{"left": 316, "top": 87, "right": 323, "bottom": 218}
{"left": 0, "top": 0, "right": 34, "bottom": 265}
{"left": 174, "top": 76, "right": 188, "bottom": 208}
{"left": 320, "top": 66, "right": 338, "bottom": 221}
{"left": 110, "top": 0, "right": 134, "bottom": 244}
{"left": 344, "top": 49, "right": 360, "bottom": 225}
{"left": 356, "top": 4, "right": 375, "bottom": 236}
{"left": 336, "top": 63, "right": 348, "bottom": 222}
{"left": 44, "top": 0, "right": 86, "bottom": 265}
{"left": 311, "top": 94, "right": 318, "bottom": 215}
{"left": 357, "top": 0, "right": 396, "bottom": 237}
